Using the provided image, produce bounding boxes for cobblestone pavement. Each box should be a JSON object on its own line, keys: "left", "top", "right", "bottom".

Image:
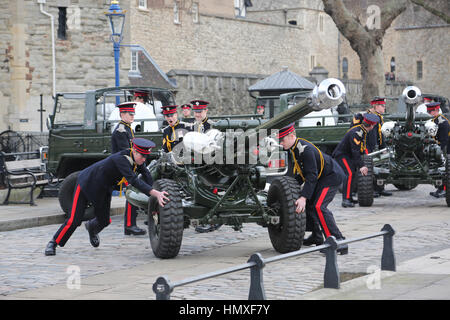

{"left": 1, "top": 184, "right": 449, "bottom": 299}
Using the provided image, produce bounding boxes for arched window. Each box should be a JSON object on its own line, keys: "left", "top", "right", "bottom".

{"left": 390, "top": 57, "right": 395, "bottom": 72}
{"left": 342, "top": 57, "right": 348, "bottom": 78}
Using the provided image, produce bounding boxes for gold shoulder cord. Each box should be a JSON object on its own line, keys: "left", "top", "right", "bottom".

{"left": 117, "top": 149, "right": 137, "bottom": 197}
{"left": 165, "top": 120, "right": 179, "bottom": 152}
{"left": 298, "top": 138, "right": 324, "bottom": 179}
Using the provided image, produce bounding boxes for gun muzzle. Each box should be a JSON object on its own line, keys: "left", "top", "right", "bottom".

{"left": 402, "top": 86, "right": 422, "bottom": 105}
{"left": 310, "top": 78, "right": 346, "bottom": 110}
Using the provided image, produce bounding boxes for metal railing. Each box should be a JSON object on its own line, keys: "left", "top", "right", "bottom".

{"left": 152, "top": 224, "right": 395, "bottom": 300}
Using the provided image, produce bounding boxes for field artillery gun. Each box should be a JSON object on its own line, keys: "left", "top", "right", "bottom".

{"left": 358, "top": 86, "right": 450, "bottom": 207}
{"left": 125, "top": 78, "right": 347, "bottom": 258}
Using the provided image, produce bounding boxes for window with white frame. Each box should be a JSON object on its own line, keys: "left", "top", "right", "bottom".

{"left": 310, "top": 55, "right": 316, "bottom": 70}
{"left": 138, "top": 0, "right": 147, "bottom": 10}
{"left": 235, "top": 0, "right": 248, "bottom": 18}
{"left": 319, "top": 14, "right": 324, "bottom": 32}
{"left": 192, "top": 2, "right": 199, "bottom": 23}
{"left": 131, "top": 50, "right": 139, "bottom": 72}
{"left": 174, "top": 1, "right": 181, "bottom": 24}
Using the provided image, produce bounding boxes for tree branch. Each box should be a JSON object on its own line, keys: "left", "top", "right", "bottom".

{"left": 322, "top": 0, "right": 370, "bottom": 45}
{"left": 410, "top": 0, "right": 450, "bottom": 24}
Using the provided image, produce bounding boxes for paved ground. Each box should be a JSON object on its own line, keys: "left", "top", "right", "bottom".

{"left": 0, "top": 184, "right": 449, "bottom": 300}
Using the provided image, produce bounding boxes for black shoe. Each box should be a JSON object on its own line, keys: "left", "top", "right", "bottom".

{"left": 341, "top": 199, "right": 355, "bottom": 208}
{"left": 303, "top": 233, "right": 324, "bottom": 246}
{"left": 124, "top": 225, "right": 146, "bottom": 235}
{"left": 430, "top": 189, "right": 445, "bottom": 198}
{"left": 380, "top": 190, "right": 392, "bottom": 196}
{"left": 85, "top": 222, "right": 100, "bottom": 247}
{"left": 336, "top": 237, "right": 348, "bottom": 255}
{"left": 195, "top": 224, "right": 222, "bottom": 233}
{"left": 45, "top": 240, "right": 57, "bottom": 256}
{"left": 373, "top": 192, "right": 380, "bottom": 198}
{"left": 349, "top": 197, "right": 358, "bottom": 204}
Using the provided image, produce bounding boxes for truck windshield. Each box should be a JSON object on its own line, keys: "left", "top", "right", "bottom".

{"left": 54, "top": 94, "right": 85, "bottom": 125}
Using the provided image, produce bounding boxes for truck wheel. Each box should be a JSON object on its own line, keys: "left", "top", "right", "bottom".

{"left": 446, "top": 155, "right": 450, "bottom": 207}
{"left": 58, "top": 171, "right": 94, "bottom": 221}
{"left": 267, "top": 176, "right": 306, "bottom": 253}
{"left": 357, "top": 155, "right": 374, "bottom": 207}
{"left": 148, "top": 179, "right": 184, "bottom": 259}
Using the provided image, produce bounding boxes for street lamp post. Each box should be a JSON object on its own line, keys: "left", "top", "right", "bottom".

{"left": 105, "top": 0, "right": 126, "bottom": 105}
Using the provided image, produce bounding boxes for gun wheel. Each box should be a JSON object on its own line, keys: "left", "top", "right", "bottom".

{"left": 148, "top": 179, "right": 184, "bottom": 259}
{"left": 357, "top": 155, "right": 374, "bottom": 207}
{"left": 267, "top": 176, "right": 305, "bottom": 253}
{"left": 58, "top": 171, "right": 94, "bottom": 221}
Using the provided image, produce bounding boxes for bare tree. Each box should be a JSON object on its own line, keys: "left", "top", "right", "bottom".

{"left": 322, "top": 0, "right": 408, "bottom": 102}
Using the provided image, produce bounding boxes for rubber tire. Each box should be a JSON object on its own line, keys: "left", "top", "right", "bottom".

{"left": 446, "top": 154, "right": 450, "bottom": 207}
{"left": 393, "top": 182, "right": 418, "bottom": 191}
{"left": 58, "top": 171, "right": 94, "bottom": 221}
{"left": 148, "top": 179, "right": 184, "bottom": 259}
{"left": 267, "top": 176, "right": 306, "bottom": 253}
{"left": 357, "top": 155, "right": 374, "bottom": 207}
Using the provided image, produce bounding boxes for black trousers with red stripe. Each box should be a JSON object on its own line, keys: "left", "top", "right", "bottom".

{"left": 335, "top": 155, "right": 357, "bottom": 201}
{"left": 306, "top": 182, "right": 344, "bottom": 239}
{"left": 124, "top": 201, "right": 139, "bottom": 227}
{"left": 52, "top": 184, "right": 111, "bottom": 247}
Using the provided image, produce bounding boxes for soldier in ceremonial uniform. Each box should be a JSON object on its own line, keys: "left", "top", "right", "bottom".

{"left": 191, "top": 99, "right": 215, "bottom": 133}
{"left": 427, "top": 102, "right": 450, "bottom": 198}
{"left": 278, "top": 124, "right": 348, "bottom": 254}
{"left": 111, "top": 102, "right": 135, "bottom": 154}
{"left": 44, "top": 138, "right": 169, "bottom": 256}
{"left": 111, "top": 102, "right": 147, "bottom": 236}
{"left": 161, "top": 105, "right": 193, "bottom": 153}
{"left": 351, "top": 97, "right": 392, "bottom": 197}
{"left": 180, "top": 103, "right": 194, "bottom": 123}
{"left": 332, "top": 113, "right": 379, "bottom": 207}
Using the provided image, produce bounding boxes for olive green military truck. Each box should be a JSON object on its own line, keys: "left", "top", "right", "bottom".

{"left": 45, "top": 86, "right": 175, "bottom": 218}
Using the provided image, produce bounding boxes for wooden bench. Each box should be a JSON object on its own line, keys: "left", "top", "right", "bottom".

{"left": 0, "top": 152, "right": 49, "bottom": 206}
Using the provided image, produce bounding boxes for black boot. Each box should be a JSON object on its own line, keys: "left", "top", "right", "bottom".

{"left": 85, "top": 221, "right": 100, "bottom": 247}
{"left": 341, "top": 199, "right": 355, "bottom": 208}
{"left": 124, "top": 225, "right": 146, "bottom": 235}
{"left": 45, "top": 240, "right": 57, "bottom": 256}
{"left": 430, "top": 189, "right": 445, "bottom": 198}
{"left": 303, "top": 233, "right": 324, "bottom": 246}
{"left": 336, "top": 237, "right": 349, "bottom": 255}
{"left": 380, "top": 190, "right": 392, "bottom": 196}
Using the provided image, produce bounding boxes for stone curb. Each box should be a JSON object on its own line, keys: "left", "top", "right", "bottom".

{"left": 0, "top": 207, "right": 124, "bottom": 232}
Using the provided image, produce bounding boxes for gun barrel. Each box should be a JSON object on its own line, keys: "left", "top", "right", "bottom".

{"left": 402, "top": 86, "right": 422, "bottom": 132}
{"left": 255, "top": 78, "right": 346, "bottom": 131}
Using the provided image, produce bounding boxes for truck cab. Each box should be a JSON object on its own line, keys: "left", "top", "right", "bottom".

{"left": 46, "top": 86, "right": 175, "bottom": 178}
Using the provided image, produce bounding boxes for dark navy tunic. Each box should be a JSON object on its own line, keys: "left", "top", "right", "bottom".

{"left": 111, "top": 121, "right": 134, "bottom": 154}
{"left": 332, "top": 124, "right": 369, "bottom": 168}
{"left": 162, "top": 120, "right": 193, "bottom": 152}
{"left": 433, "top": 114, "right": 450, "bottom": 153}
{"left": 77, "top": 149, "right": 153, "bottom": 207}
{"left": 288, "top": 138, "right": 344, "bottom": 200}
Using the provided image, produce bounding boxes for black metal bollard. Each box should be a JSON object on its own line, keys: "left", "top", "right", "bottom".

{"left": 153, "top": 276, "right": 173, "bottom": 300}
{"left": 247, "top": 253, "right": 266, "bottom": 300}
{"left": 323, "top": 236, "right": 340, "bottom": 289}
{"left": 381, "top": 224, "right": 396, "bottom": 271}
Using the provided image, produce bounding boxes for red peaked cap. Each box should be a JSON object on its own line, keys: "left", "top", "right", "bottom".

{"left": 117, "top": 102, "right": 136, "bottom": 113}
{"left": 132, "top": 138, "right": 155, "bottom": 155}
{"left": 363, "top": 113, "right": 380, "bottom": 126}
{"left": 426, "top": 102, "right": 441, "bottom": 111}
{"left": 277, "top": 123, "right": 295, "bottom": 139}
{"left": 162, "top": 105, "right": 178, "bottom": 115}
{"left": 190, "top": 99, "right": 209, "bottom": 112}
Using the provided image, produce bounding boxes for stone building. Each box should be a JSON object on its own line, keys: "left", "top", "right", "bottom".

{"left": 0, "top": 0, "right": 448, "bottom": 132}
